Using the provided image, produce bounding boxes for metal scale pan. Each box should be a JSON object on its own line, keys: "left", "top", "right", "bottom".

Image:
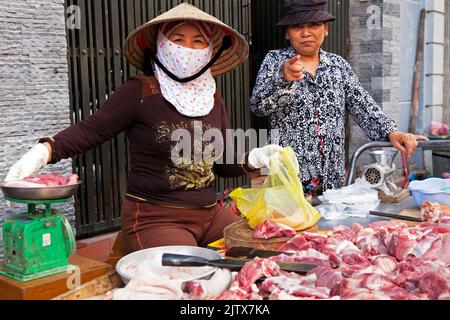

{"left": 0, "top": 181, "right": 82, "bottom": 201}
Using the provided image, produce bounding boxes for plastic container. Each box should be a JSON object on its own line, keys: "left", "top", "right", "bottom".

{"left": 408, "top": 178, "right": 450, "bottom": 206}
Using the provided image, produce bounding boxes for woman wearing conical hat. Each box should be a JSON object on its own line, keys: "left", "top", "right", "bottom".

{"left": 5, "top": 3, "right": 282, "bottom": 251}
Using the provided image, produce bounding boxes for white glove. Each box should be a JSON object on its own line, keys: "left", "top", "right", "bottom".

{"left": 248, "top": 145, "right": 284, "bottom": 169}
{"left": 4, "top": 144, "right": 50, "bottom": 182}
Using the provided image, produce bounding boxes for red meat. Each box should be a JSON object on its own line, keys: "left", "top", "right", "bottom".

{"left": 307, "top": 266, "right": 343, "bottom": 291}
{"left": 253, "top": 221, "right": 296, "bottom": 240}
{"left": 418, "top": 272, "right": 449, "bottom": 300}
{"left": 235, "top": 258, "right": 280, "bottom": 292}
{"left": 22, "top": 173, "right": 79, "bottom": 187}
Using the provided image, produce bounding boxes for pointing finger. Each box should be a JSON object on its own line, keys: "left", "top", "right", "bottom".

{"left": 289, "top": 54, "right": 302, "bottom": 65}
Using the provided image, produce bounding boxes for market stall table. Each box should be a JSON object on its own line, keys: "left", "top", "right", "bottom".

{"left": 0, "top": 255, "right": 112, "bottom": 300}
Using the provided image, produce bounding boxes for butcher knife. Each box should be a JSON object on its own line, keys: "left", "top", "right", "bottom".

{"left": 369, "top": 211, "right": 425, "bottom": 223}
{"left": 162, "top": 253, "right": 317, "bottom": 274}
{"left": 225, "top": 247, "right": 293, "bottom": 259}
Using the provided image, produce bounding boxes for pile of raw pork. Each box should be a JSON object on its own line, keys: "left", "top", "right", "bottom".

{"left": 219, "top": 218, "right": 450, "bottom": 300}
{"left": 109, "top": 202, "right": 450, "bottom": 300}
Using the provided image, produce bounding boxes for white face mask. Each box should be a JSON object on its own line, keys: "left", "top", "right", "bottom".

{"left": 154, "top": 30, "right": 216, "bottom": 118}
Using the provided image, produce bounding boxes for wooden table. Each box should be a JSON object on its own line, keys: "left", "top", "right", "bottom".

{"left": 0, "top": 255, "right": 112, "bottom": 300}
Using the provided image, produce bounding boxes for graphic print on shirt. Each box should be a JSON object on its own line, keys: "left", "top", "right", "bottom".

{"left": 156, "top": 120, "right": 223, "bottom": 191}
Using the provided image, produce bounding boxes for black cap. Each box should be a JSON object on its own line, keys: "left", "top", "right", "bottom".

{"left": 277, "top": 0, "right": 336, "bottom": 26}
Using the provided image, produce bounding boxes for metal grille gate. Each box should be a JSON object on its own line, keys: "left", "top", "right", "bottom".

{"left": 65, "top": 0, "right": 251, "bottom": 238}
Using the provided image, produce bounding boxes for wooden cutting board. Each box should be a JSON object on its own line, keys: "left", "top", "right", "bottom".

{"left": 224, "top": 220, "right": 319, "bottom": 251}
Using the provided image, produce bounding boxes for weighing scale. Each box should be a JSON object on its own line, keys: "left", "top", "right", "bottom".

{"left": 0, "top": 182, "right": 80, "bottom": 282}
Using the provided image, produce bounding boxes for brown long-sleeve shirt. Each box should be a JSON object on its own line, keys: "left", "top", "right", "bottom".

{"left": 41, "top": 76, "right": 251, "bottom": 208}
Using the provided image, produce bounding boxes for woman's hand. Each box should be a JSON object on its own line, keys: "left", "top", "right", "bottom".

{"left": 388, "top": 131, "right": 429, "bottom": 159}
{"left": 4, "top": 143, "right": 51, "bottom": 182}
{"left": 248, "top": 145, "right": 284, "bottom": 170}
{"left": 283, "top": 55, "right": 305, "bottom": 82}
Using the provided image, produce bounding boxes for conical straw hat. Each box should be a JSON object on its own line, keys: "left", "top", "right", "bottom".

{"left": 124, "top": 2, "right": 249, "bottom": 77}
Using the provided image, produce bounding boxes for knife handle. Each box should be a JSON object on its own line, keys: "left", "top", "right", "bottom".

{"left": 162, "top": 253, "right": 209, "bottom": 267}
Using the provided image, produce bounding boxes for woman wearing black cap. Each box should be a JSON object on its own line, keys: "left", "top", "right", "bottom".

{"left": 250, "top": 0, "right": 427, "bottom": 196}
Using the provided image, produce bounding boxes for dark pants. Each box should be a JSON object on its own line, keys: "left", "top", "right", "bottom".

{"left": 121, "top": 199, "right": 241, "bottom": 252}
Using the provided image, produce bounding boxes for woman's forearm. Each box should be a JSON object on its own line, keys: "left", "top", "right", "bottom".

{"left": 42, "top": 142, "right": 52, "bottom": 163}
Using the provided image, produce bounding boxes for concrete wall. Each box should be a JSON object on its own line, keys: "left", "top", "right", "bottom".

{"left": 445, "top": 0, "right": 450, "bottom": 125}
{"left": 422, "top": 0, "right": 446, "bottom": 173}
{"left": 0, "top": 0, "right": 74, "bottom": 258}
{"left": 399, "top": 0, "right": 426, "bottom": 169}
{"left": 397, "top": 0, "right": 446, "bottom": 171}
{"left": 347, "top": 0, "right": 402, "bottom": 173}
{"left": 398, "top": 0, "right": 423, "bottom": 134}
{"left": 423, "top": 0, "right": 446, "bottom": 126}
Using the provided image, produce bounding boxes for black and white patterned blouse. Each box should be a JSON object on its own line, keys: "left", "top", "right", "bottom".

{"left": 250, "top": 47, "right": 398, "bottom": 193}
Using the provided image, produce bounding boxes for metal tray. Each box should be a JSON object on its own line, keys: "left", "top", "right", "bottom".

{"left": 116, "top": 246, "right": 223, "bottom": 285}
{"left": 0, "top": 181, "right": 82, "bottom": 201}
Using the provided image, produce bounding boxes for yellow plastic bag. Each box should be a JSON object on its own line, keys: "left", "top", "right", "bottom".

{"left": 230, "top": 147, "right": 321, "bottom": 231}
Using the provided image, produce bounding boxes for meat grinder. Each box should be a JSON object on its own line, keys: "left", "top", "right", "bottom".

{"left": 362, "top": 150, "right": 409, "bottom": 203}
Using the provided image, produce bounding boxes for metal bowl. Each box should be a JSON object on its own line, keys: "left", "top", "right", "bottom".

{"left": 116, "top": 246, "right": 223, "bottom": 285}
{"left": 0, "top": 181, "right": 82, "bottom": 201}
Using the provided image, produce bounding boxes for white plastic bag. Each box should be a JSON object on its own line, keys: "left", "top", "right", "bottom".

{"left": 317, "top": 179, "right": 380, "bottom": 221}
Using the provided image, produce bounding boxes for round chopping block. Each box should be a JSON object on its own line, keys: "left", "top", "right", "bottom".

{"left": 224, "top": 220, "right": 319, "bottom": 251}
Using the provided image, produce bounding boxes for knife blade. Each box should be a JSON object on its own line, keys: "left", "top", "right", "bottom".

{"left": 162, "top": 253, "right": 317, "bottom": 274}
{"left": 226, "top": 247, "right": 293, "bottom": 259}
{"left": 370, "top": 211, "right": 425, "bottom": 223}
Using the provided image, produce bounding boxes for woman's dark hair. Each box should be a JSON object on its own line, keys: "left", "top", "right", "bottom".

{"left": 142, "top": 48, "right": 154, "bottom": 77}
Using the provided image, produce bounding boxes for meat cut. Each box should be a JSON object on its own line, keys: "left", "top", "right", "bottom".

{"left": 253, "top": 220, "right": 297, "bottom": 240}
{"left": 5, "top": 174, "right": 79, "bottom": 188}
{"left": 420, "top": 201, "right": 450, "bottom": 224}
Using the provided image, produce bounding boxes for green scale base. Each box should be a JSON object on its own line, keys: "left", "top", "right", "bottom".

{"left": 0, "top": 264, "right": 76, "bottom": 282}
{"left": 1, "top": 197, "right": 76, "bottom": 282}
